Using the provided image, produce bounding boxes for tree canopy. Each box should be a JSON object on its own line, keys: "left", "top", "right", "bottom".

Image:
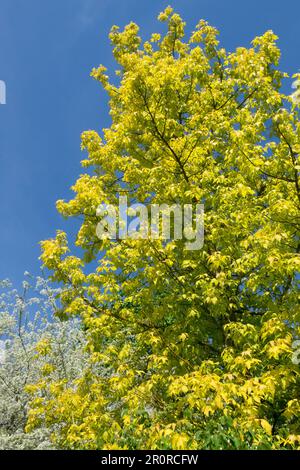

{"left": 27, "top": 7, "right": 300, "bottom": 449}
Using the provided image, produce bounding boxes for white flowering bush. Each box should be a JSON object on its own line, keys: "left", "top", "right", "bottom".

{"left": 0, "top": 275, "right": 88, "bottom": 449}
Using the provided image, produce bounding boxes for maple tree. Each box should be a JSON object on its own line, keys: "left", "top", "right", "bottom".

{"left": 28, "top": 7, "right": 300, "bottom": 449}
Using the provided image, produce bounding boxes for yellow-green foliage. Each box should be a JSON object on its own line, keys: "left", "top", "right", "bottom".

{"left": 28, "top": 7, "right": 300, "bottom": 449}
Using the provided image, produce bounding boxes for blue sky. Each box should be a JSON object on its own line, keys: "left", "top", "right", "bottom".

{"left": 0, "top": 0, "right": 299, "bottom": 287}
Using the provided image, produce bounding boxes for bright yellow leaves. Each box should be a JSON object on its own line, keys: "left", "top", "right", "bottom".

{"left": 32, "top": 6, "right": 300, "bottom": 449}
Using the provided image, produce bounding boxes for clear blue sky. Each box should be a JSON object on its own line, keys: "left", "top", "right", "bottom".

{"left": 0, "top": 0, "right": 299, "bottom": 287}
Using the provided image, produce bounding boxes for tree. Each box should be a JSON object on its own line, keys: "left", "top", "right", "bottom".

{"left": 292, "top": 73, "right": 300, "bottom": 105}
{"left": 0, "top": 276, "right": 87, "bottom": 449}
{"left": 33, "top": 6, "right": 300, "bottom": 449}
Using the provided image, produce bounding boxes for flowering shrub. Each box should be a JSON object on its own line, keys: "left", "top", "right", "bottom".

{"left": 0, "top": 275, "right": 87, "bottom": 449}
